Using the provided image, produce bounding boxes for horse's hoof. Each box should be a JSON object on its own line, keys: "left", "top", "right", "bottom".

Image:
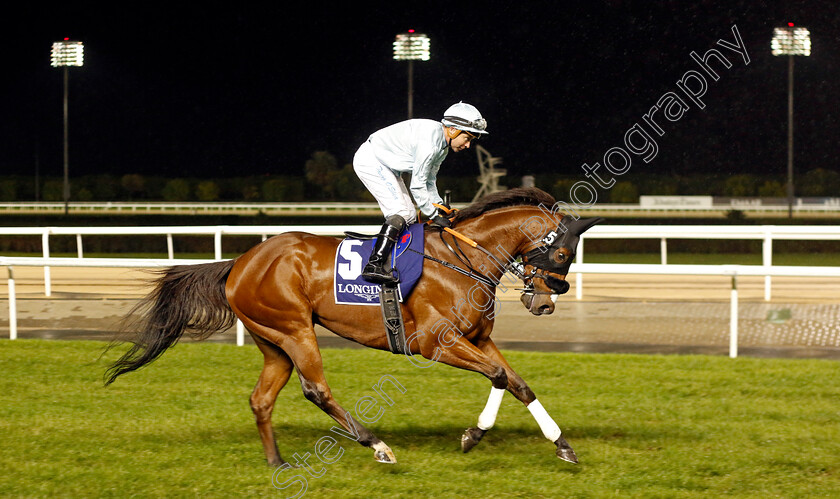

{"left": 373, "top": 442, "right": 397, "bottom": 464}
{"left": 460, "top": 427, "right": 487, "bottom": 453}
{"left": 374, "top": 450, "right": 397, "bottom": 464}
{"left": 555, "top": 436, "right": 579, "bottom": 464}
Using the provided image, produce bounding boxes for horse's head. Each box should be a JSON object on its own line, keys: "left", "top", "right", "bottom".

{"left": 517, "top": 215, "right": 603, "bottom": 315}
{"left": 448, "top": 187, "right": 603, "bottom": 316}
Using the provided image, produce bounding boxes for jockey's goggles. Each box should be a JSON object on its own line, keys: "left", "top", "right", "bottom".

{"left": 443, "top": 115, "right": 488, "bottom": 134}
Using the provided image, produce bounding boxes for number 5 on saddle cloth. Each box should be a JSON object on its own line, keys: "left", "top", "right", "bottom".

{"left": 334, "top": 224, "right": 425, "bottom": 354}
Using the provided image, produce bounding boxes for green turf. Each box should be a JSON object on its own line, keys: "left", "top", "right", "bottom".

{"left": 1, "top": 340, "right": 839, "bottom": 498}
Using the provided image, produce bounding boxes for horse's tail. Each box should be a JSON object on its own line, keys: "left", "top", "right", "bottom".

{"left": 104, "top": 259, "right": 237, "bottom": 385}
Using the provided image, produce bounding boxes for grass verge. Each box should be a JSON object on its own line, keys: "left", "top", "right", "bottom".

{"left": 1, "top": 340, "right": 839, "bottom": 498}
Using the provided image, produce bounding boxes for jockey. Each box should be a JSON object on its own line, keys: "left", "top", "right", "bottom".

{"left": 353, "top": 102, "right": 489, "bottom": 284}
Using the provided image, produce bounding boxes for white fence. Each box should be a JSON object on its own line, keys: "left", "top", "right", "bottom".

{"left": 0, "top": 257, "right": 246, "bottom": 345}
{"left": 3, "top": 200, "right": 840, "bottom": 216}
{"left": 2, "top": 224, "right": 839, "bottom": 299}
{"left": 0, "top": 225, "right": 373, "bottom": 297}
{"left": 3, "top": 255, "right": 840, "bottom": 358}
{"left": 0, "top": 202, "right": 385, "bottom": 216}
{"left": 576, "top": 224, "right": 840, "bottom": 301}
{"left": 3, "top": 224, "right": 840, "bottom": 358}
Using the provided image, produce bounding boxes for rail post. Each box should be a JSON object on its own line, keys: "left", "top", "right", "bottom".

{"left": 214, "top": 228, "right": 223, "bottom": 260}
{"left": 660, "top": 237, "right": 667, "bottom": 265}
{"left": 729, "top": 273, "right": 739, "bottom": 358}
{"left": 167, "top": 234, "right": 174, "bottom": 259}
{"left": 763, "top": 227, "right": 773, "bottom": 301}
{"left": 575, "top": 237, "right": 584, "bottom": 300}
{"left": 8, "top": 266, "right": 17, "bottom": 340}
{"left": 42, "top": 230, "right": 51, "bottom": 297}
{"left": 236, "top": 320, "right": 245, "bottom": 346}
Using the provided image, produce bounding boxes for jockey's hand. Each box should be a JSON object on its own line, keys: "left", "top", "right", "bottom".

{"left": 434, "top": 203, "right": 452, "bottom": 214}
{"left": 430, "top": 214, "right": 452, "bottom": 229}
{"left": 437, "top": 206, "right": 453, "bottom": 218}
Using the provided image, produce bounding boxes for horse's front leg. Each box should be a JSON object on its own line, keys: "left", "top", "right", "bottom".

{"left": 462, "top": 338, "right": 578, "bottom": 464}
{"left": 408, "top": 325, "right": 511, "bottom": 442}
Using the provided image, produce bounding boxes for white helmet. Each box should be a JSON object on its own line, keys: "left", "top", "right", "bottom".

{"left": 441, "top": 102, "right": 488, "bottom": 135}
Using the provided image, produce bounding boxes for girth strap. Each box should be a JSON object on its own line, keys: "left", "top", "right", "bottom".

{"left": 379, "top": 283, "right": 407, "bottom": 354}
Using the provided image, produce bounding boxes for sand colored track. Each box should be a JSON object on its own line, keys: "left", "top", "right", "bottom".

{"left": 2, "top": 266, "right": 840, "bottom": 359}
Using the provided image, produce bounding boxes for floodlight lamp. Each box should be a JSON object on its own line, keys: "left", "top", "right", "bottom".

{"left": 51, "top": 40, "right": 85, "bottom": 67}
{"left": 393, "top": 32, "right": 430, "bottom": 61}
{"left": 771, "top": 26, "right": 811, "bottom": 56}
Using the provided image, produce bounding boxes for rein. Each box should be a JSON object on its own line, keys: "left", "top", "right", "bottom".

{"left": 413, "top": 227, "right": 556, "bottom": 296}
{"left": 407, "top": 247, "right": 497, "bottom": 288}
{"left": 420, "top": 202, "right": 571, "bottom": 296}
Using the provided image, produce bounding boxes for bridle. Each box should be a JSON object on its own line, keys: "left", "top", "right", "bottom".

{"left": 415, "top": 220, "right": 574, "bottom": 297}
{"left": 517, "top": 225, "right": 574, "bottom": 296}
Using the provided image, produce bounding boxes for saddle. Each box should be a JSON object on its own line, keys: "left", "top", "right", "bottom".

{"left": 334, "top": 224, "right": 425, "bottom": 354}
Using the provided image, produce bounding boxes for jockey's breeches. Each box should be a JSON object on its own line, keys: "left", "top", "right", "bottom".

{"left": 353, "top": 141, "right": 417, "bottom": 224}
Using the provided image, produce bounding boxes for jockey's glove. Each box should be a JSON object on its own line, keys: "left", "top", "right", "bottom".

{"left": 433, "top": 203, "right": 457, "bottom": 218}
{"left": 437, "top": 206, "right": 452, "bottom": 217}
{"left": 430, "top": 214, "right": 452, "bottom": 229}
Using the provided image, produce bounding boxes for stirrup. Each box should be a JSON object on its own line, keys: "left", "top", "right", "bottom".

{"left": 362, "top": 264, "right": 399, "bottom": 284}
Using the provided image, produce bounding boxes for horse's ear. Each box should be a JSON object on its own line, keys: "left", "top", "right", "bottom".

{"left": 570, "top": 217, "right": 604, "bottom": 236}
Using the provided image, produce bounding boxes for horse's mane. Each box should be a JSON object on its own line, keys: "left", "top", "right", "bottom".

{"left": 451, "top": 187, "right": 556, "bottom": 223}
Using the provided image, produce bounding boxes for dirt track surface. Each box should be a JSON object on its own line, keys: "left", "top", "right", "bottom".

{"left": 2, "top": 267, "right": 840, "bottom": 359}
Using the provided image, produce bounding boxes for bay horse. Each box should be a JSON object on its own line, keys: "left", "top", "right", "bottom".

{"left": 105, "top": 187, "right": 601, "bottom": 466}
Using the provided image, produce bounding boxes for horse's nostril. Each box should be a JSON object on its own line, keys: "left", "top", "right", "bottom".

{"left": 538, "top": 305, "right": 551, "bottom": 314}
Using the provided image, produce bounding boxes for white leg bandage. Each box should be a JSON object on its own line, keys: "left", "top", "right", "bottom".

{"left": 527, "top": 399, "right": 562, "bottom": 442}
{"left": 477, "top": 387, "right": 506, "bottom": 430}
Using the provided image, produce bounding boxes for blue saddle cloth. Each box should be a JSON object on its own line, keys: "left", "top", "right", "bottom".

{"left": 334, "top": 224, "right": 425, "bottom": 305}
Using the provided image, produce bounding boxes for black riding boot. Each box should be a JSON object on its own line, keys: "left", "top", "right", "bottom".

{"left": 362, "top": 217, "right": 406, "bottom": 284}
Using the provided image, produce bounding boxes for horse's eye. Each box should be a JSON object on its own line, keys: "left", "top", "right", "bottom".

{"left": 552, "top": 248, "right": 568, "bottom": 264}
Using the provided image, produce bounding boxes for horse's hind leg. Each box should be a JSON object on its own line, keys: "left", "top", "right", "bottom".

{"left": 290, "top": 335, "right": 398, "bottom": 464}
{"left": 250, "top": 335, "right": 295, "bottom": 467}
{"left": 248, "top": 322, "right": 397, "bottom": 464}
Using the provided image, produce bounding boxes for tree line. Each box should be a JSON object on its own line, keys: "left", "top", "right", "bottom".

{"left": 1, "top": 151, "right": 838, "bottom": 203}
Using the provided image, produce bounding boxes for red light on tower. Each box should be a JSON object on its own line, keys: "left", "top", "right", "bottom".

{"left": 788, "top": 22, "right": 794, "bottom": 27}
{"left": 408, "top": 29, "right": 415, "bottom": 33}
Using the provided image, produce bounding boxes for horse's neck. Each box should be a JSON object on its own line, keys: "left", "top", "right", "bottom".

{"left": 456, "top": 206, "right": 549, "bottom": 261}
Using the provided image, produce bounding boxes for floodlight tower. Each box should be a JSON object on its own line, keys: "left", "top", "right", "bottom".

{"left": 50, "top": 38, "right": 84, "bottom": 215}
{"left": 771, "top": 23, "right": 810, "bottom": 218}
{"left": 393, "top": 31, "right": 430, "bottom": 118}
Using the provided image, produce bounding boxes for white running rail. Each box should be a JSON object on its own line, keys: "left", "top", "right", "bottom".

{"left": 2, "top": 201, "right": 840, "bottom": 216}
{"left": 2, "top": 256, "right": 840, "bottom": 358}
{"left": 2, "top": 224, "right": 839, "bottom": 299}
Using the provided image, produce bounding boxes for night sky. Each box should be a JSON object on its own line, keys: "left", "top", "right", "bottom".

{"left": 2, "top": 1, "right": 839, "bottom": 182}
